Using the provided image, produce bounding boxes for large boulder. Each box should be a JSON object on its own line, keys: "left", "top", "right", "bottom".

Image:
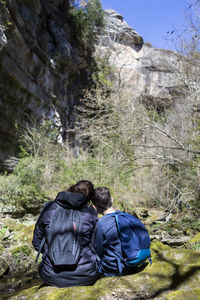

{"left": 7, "top": 243, "right": 200, "bottom": 299}
{"left": 103, "top": 9, "right": 143, "bottom": 50}
{"left": 0, "top": 217, "right": 37, "bottom": 275}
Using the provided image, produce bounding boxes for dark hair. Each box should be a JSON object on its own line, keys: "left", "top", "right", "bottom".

{"left": 92, "top": 187, "right": 112, "bottom": 212}
{"left": 67, "top": 180, "right": 94, "bottom": 202}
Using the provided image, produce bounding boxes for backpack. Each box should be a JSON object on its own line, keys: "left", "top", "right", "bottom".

{"left": 113, "top": 211, "right": 151, "bottom": 269}
{"left": 35, "top": 204, "right": 83, "bottom": 267}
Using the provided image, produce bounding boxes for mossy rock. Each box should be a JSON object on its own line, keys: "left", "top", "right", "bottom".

{"left": 190, "top": 232, "right": 200, "bottom": 243}
{"left": 0, "top": 205, "right": 26, "bottom": 218}
{"left": 153, "top": 248, "right": 200, "bottom": 292}
{"left": 0, "top": 220, "right": 36, "bottom": 276}
{"left": 166, "top": 288, "right": 200, "bottom": 299}
{"left": 0, "top": 218, "right": 24, "bottom": 232}
{"left": 14, "top": 224, "right": 35, "bottom": 245}
{"left": 8, "top": 248, "right": 200, "bottom": 299}
{"left": 156, "top": 248, "right": 200, "bottom": 266}
{"left": 144, "top": 208, "right": 166, "bottom": 225}
{"left": 150, "top": 240, "right": 171, "bottom": 254}
{"left": 0, "top": 257, "right": 8, "bottom": 277}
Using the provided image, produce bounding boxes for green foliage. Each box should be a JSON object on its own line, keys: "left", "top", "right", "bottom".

{"left": 14, "top": 157, "right": 44, "bottom": 185}
{"left": 12, "top": 245, "right": 31, "bottom": 257}
{"left": 0, "top": 226, "right": 8, "bottom": 236}
{"left": 21, "top": 245, "right": 31, "bottom": 256}
{"left": 191, "top": 242, "right": 200, "bottom": 250}
{"left": 68, "top": 0, "right": 105, "bottom": 49}
{"left": 92, "top": 54, "right": 115, "bottom": 88}
{"left": 0, "top": 114, "right": 137, "bottom": 211}
{"left": 1, "top": 74, "right": 200, "bottom": 214}
{"left": 86, "top": 0, "right": 105, "bottom": 33}
{"left": 0, "top": 162, "right": 44, "bottom": 209}
{"left": 0, "top": 122, "right": 59, "bottom": 209}
{"left": 12, "top": 245, "right": 31, "bottom": 266}
{"left": 68, "top": 7, "right": 88, "bottom": 43}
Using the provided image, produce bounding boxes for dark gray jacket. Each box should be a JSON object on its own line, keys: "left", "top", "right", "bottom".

{"left": 32, "top": 191, "right": 99, "bottom": 287}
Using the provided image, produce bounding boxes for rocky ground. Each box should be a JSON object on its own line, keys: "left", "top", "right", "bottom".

{"left": 0, "top": 205, "right": 200, "bottom": 299}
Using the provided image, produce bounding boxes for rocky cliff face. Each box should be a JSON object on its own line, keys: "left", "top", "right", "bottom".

{"left": 99, "top": 10, "right": 193, "bottom": 111}
{"left": 0, "top": 0, "right": 90, "bottom": 163}
{"left": 0, "top": 4, "right": 195, "bottom": 164}
{"left": 102, "top": 9, "right": 143, "bottom": 50}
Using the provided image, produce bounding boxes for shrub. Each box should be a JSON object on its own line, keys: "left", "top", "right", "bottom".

{"left": 0, "top": 157, "right": 44, "bottom": 210}
{"left": 68, "top": 0, "right": 105, "bottom": 49}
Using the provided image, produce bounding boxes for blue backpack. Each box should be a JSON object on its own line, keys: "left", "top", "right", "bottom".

{"left": 113, "top": 211, "right": 151, "bottom": 269}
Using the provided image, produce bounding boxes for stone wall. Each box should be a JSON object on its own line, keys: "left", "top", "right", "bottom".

{"left": 0, "top": 0, "right": 89, "bottom": 163}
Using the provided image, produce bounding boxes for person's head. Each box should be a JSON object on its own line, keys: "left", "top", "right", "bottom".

{"left": 67, "top": 180, "right": 94, "bottom": 202}
{"left": 92, "top": 187, "right": 113, "bottom": 214}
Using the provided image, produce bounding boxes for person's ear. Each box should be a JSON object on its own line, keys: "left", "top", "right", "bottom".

{"left": 111, "top": 197, "right": 114, "bottom": 204}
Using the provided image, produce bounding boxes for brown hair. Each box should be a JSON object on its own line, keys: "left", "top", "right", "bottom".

{"left": 67, "top": 180, "right": 94, "bottom": 202}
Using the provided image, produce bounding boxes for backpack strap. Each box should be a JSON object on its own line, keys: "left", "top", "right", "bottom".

{"left": 114, "top": 212, "right": 120, "bottom": 233}
{"left": 35, "top": 237, "right": 45, "bottom": 263}
{"left": 112, "top": 212, "right": 125, "bottom": 274}
{"left": 112, "top": 250, "right": 124, "bottom": 274}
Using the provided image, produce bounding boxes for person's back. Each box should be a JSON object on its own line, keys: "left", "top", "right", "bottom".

{"left": 93, "top": 187, "right": 123, "bottom": 276}
{"left": 93, "top": 187, "right": 151, "bottom": 277}
{"left": 32, "top": 180, "right": 99, "bottom": 287}
{"left": 96, "top": 212, "right": 124, "bottom": 276}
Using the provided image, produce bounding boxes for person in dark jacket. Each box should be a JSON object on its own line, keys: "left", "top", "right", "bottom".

{"left": 32, "top": 180, "right": 99, "bottom": 287}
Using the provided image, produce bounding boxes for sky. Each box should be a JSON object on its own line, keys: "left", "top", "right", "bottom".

{"left": 100, "top": 0, "right": 189, "bottom": 50}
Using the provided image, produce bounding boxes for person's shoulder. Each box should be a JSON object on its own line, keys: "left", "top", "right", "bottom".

{"left": 81, "top": 204, "right": 97, "bottom": 216}
{"left": 98, "top": 214, "right": 117, "bottom": 234}
{"left": 98, "top": 213, "right": 113, "bottom": 224}
{"left": 87, "top": 205, "right": 97, "bottom": 215}
{"left": 43, "top": 201, "right": 57, "bottom": 211}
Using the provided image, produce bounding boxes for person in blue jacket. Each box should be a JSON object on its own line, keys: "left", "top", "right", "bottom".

{"left": 92, "top": 187, "right": 151, "bottom": 277}
{"left": 32, "top": 180, "right": 99, "bottom": 287}
{"left": 92, "top": 187, "right": 124, "bottom": 276}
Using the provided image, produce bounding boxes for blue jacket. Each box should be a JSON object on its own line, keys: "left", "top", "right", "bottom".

{"left": 32, "top": 191, "right": 99, "bottom": 287}
{"left": 96, "top": 212, "right": 124, "bottom": 276}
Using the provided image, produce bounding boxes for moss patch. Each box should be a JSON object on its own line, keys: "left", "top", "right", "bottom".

{"left": 14, "top": 224, "right": 35, "bottom": 245}
{"left": 190, "top": 232, "right": 200, "bottom": 243}
{"left": 6, "top": 247, "right": 200, "bottom": 299}
{"left": 151, "top": 240, "right": 171, "bottom": 254}
{"left": 0, "top": 218, "right": 24, "bottom": 232}
{"left": 166, "top": 288, "right": 200, "bottom": 300}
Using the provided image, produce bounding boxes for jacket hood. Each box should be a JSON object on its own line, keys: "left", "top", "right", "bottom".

{"left": 55, "top": 191, "right": 86, "bottom": 209}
